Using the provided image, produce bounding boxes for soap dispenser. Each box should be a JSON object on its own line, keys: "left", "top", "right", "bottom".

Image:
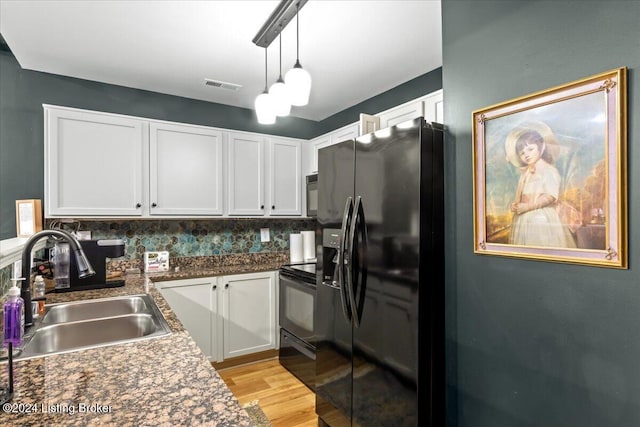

{"left": 1, "top": 277, "right": 24, "bottom": 405}
{"left": 3, "top": 278, "right": 25, "bottom": 347}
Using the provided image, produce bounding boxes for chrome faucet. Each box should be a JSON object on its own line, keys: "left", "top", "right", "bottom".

{"left": 20, "top": 229, "right": 95, "bottom": 327}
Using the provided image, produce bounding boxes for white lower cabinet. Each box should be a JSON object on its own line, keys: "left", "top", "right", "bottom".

{"left": 156, "top": 270, "right": 277, "bottom": 362}
{"left": 221, "top": 271, "right": 277, "bottom": 359}
{"left": 156, "top": 277, "right": 221, "bottom": 361}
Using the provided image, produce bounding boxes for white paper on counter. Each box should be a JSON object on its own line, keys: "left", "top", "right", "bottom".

{"left": 289, "top": 234, "right": 303, "bottom": 263}
{"left": 301, "top": 230, "right": 315, "bottom": 260}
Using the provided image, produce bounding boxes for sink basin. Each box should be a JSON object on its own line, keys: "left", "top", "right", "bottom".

{"left": 42, "top": 296, "right": 149, "bottom": 324}
{"left": 18, "top": 294, "right": 171, "bottom": 360}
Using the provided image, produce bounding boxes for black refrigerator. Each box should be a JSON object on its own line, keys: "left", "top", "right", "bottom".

{"left": 314, "top": 117, "right": 444, "bottom": 426}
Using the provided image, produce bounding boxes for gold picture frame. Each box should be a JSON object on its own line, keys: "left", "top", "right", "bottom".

{"left": 16, "top": 199, "right": 43, "bottom": 237}
{"left": 472, "top": 67, "right": 627, "bottom": 268}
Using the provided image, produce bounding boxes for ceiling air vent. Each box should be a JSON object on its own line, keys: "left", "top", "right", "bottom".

{"left": 204, "top": 79, "right": 242, "bottom": 91}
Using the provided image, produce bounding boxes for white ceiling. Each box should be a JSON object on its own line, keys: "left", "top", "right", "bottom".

{"left": 0, "top": 0, "right": 442, "bottom": 121}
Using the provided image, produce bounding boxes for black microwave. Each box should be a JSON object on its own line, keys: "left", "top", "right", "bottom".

{"left": 306, "top": 174, "right": 318, "bottom": 217}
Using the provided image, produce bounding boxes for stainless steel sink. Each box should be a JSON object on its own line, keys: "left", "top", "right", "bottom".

{"left": 41, "top": 295, "right": 149, "bottom": 324}
{"left": 18, "top": 294, "right": 171, "bottom": 360}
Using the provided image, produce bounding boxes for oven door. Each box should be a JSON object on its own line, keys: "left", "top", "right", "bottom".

{"left": 280, "top": 328, "right": 316, "bottom": 391}
{"left": 279, "top": 272, "right": 315, "bottom": 342}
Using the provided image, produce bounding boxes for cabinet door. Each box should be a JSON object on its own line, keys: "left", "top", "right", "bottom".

{"left": 311, "top": 135, "right": 331, "bottom": 173}
{"left": 379, "top": 101, "right": 424, "bottom": 128}
{"left": 227, "top": 133, "right": 265, "bottom": 215}
{"left": 269, "top": 138, "right": 301, "bottom": 215}
{"left": 45, "top": 107, "right": 146, "bottom": 216}
{"left": 422, "top": 89, "right": 444, "bottom": 124}
{"left": 311, "top": 123, "right": 358, "bottom": 173}
{"left": 222, "top": 271, "right": 276, "bottom": 359}
{"left": 156, "top": 277, "right": 220, "bottom": 361}
{"left": 150, "top": 123, "right": 224, "bottom": 215}
{"left": 331, "top": 124, "right": 358, "bottom": 144}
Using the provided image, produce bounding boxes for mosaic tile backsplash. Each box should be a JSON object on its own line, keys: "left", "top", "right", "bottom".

{"left": 0, "top": 218, "right": 316, "bottom": 299}
{"left": 48, "top": 218, "right": 317, "bottom": 260}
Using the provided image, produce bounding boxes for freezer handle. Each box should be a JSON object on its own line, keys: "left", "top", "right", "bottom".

{"left": 338, "top": 197, "right": 354, "bottom": 322}
{"left": 349, "top": 196, "right": 368, "bottom": 327}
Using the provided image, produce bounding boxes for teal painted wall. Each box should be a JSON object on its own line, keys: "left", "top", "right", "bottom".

{"left": 0, "top": 47, "right": 441, "bottom": 240}
{"left": 442, "top": 1, "right": 639, "bottom": 426}
{"left": 314, "top": 68, "right": 442, "bottom": 136}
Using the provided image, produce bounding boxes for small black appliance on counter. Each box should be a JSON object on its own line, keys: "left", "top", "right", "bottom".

{"left": 61, "top": 239, "right": 126, "bottom": 292}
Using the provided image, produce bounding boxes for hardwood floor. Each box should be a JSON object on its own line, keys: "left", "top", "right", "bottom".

{"left": 218, "top": 358, "right": 317, "bottom": 427}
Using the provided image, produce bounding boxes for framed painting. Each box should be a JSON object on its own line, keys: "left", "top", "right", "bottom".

{"left": 16, "top": 199, "right": 43, "bottom": 237}
{"left": 472, "top": 67, "right": 627, "bottom": 268}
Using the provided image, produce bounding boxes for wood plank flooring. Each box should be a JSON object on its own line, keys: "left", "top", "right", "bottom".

{"left": 218, "top": 358, "right": 317, "bottom": 427}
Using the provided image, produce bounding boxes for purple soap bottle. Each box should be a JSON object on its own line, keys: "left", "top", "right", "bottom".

{"left": 3, "top": 278, "right": 25, "bottom": 348}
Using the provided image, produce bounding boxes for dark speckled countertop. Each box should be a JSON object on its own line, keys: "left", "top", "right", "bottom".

{"left": 0, "top": 259, "right": 286, "bottom": 426}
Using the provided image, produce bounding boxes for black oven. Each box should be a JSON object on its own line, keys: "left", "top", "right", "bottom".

{"left": 279, "top": 262, "right": 316, "bottom": 390}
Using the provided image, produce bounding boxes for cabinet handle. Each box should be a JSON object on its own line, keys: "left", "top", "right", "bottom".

{"left": 152, "top": 203, "right": 157, "bottom": 208}
{"left": 213, "top": 285, "right": 217, "bottom": 290}
{"left": 272, "top": 205, "right": 275, "bottom": 209}
{"left": 135, "top": 203, "right": 141, "bottom": 208}
{"left": 225, "top": 283, "right": 229, "bottom": 289}
{"left": 260, "top": 205, "right": 264, "bottom": 209}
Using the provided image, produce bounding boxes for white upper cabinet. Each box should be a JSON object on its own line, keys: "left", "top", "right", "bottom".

{"left": 150, "top": 122, "right": 224, "bottom": 215}
{"left": 268, "top": 138, "right": 301, "bottom": 215}
{"left": 310, "top": 134, "right": 330, "bottom": 174}
{"left": 378, "top": 89, "right": 444, "bottom": 128}
{"left": 227, "top": 132, "right": 265, "bottom": 215}
{"left": 378, "top": 100, "right": 424, "bottom": 129}
{"left": 45, "top": 105, "right": 304, "bottom": 218}
{"left": 45, "top": 107, "right": 147, "bottom": 216}
{"left": 310, "top": 123, "right": 358, "bottom": 172}
{"left": 422, "top": 89, "right": 444, "bottom": 124}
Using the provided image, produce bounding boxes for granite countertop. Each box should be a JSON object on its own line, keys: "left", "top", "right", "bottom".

{"left": 0, "top": 261, "right": 284, "bottom": 426}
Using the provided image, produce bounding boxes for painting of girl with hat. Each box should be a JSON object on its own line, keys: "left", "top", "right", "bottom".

{"left": 505, "top": 122, "right": 576, "bottom": 248}
{"left": 481, "top": 90, "right": 609, "bottom": 251}
{"left": 473, "top": 67, "right": 626, "bottom": 267}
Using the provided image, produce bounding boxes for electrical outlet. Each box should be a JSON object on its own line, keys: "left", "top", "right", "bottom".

{"left": 260, "top": 228, "right": 270, "bottom": 242}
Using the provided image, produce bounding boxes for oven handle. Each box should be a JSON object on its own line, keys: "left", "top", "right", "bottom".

{"left": 282, "top": 331, "right": 316, "bottom": 360}
{"left": 279, "top": 273, "right": 316, "bottom": 290}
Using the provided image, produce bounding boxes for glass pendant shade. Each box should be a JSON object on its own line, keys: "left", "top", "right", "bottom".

{"left": 285, "top": 61, "right": 312, "bottom": 106}
{"left": 269, "top": 78, "right": 291, "bottom": 117}
{"left": 255, "top": 91, "right": 276, "bottom": 124}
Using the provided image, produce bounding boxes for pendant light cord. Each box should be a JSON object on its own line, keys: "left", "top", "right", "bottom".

{"left": 264, "top": 48, "right": 268, "bottom": 90}
{"left": 278, "top": 33, "right": 283, "bottom": 79}
{"left": 296, "top": 3, "right": 300, "bottom": 60}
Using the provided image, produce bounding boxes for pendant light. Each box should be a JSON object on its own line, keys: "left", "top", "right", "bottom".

{"left": 284, "top": 2, "right": 311, "bottom": 106}
{"left": 269, "top": 32, "right": 291, "bottom": 117}
{"left": 255, "top": 48, "right": 276, "bottom": 125}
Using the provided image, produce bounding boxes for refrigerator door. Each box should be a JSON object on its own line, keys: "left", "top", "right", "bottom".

{"left": 351, "top": 118, "right": 425, "bottom": 426}
{"left": 315, "top": 139, "right": 355, "bottom": 427}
